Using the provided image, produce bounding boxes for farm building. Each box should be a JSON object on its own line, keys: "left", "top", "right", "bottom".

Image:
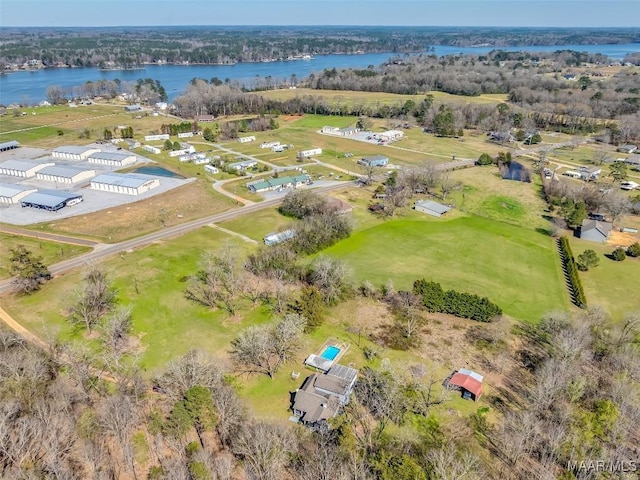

{"left": 414, "top": 200, "right": 452, "bottom": 217}
{"left": 617, "top": 145, "right": 637, "bottom": 154}
{"left": 20, "top": 189, "right": 83, "bottom": 211}
{"left": 87, "top": 151, "right": 137, "bottom": 167}
{"left": 204, "top": 165, "right": 219, "bottom": 174}
{"left": 0, "top": 140, "right": 20, "bottom": 152}
{"left": 228, "top": 159, "right": 258, "bottom": 171}
{"left": 144, "top": 134, "right": 170, "bottom": 142}
{"left": 264, "top": 229, "right": 296, "bottom": 246}
{"left": 297, "top": 148, "right": 322, "bottom": 160}
{"left": 194, "top": 114, "right": 215, "bottom": 123}
{"left": 238, "top": 136, "right": 256, "bottom": 143}
{"left": 445, "top": 369, "right": 484, "bottom": 401}
{"left": 142, "top": 145, "right": 161, "bottom": 154}
{"left": 247, "top": 174, "right": 311, "bottom": 193}
{"left": 51, "top": 146, "right": 101, "bottom": 161}
{"left": 580, "top": 219, "right": 613, "bottom": 243}
{"left": 124, "top": 104, "right": 141, "bottom": 112}
{"left": 90, "top": 172, "right": 160, "bottom": 195}
{"left": 177, "top": 132, "right": 194, "bottom": 139}
{"left": 358, "top": 154, "right": 389, "bottom": 167}
{"left": 36, "top": 165, "right": 96, "bottom": 184}
{"left": 0, "top": 183, "right": 37, "bottom": 204}
{"left": 0, "top": 159, "right": 54, "bottom": 178}
{"left": 291, "top": 364, "right": 357, "bottom": 430}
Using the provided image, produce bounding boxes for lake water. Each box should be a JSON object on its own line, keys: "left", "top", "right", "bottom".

{"left": 1, "top": 43, "right": 639, "bottom": 105}
{"left": 133, "top": 166, "right": 185, "bottom": 178}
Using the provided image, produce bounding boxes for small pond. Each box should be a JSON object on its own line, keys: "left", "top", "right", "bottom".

{"left": 500, "top": 160, "right": 531, "bottom": 182}
{"left": 133, "top": 166, "right": 185, "bottom": 179}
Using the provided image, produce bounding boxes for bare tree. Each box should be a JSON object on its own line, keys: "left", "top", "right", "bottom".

{"left": 232, "top": 421, "right": 295, "bottom": 480}
{"left": 68, "top": 265, "right": 118, "bottom": 333}
{"left": 100, "top": 306, "right": 134, "bottom": 354}
{"left": 154, "top": 350, "right": 224, "bottom": 402}
{"left": 307, "top": 256, "right": 353, "bottom": 305}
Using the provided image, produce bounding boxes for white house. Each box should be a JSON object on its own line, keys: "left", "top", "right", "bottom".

{"left": 205, "top": 165, "right": 219, "bottom": 174}
{"left": 51, "top": 145, "right": 101, "bottom": 161}
{"left": 91, "top": 173, "right": 160, "bottom": 195}
{"left": 297, "top": 148, "right": 322, "bottom": 159}
{"left": 321, "top": 126, "right": 339, "bottom": 134}
{"left": 0, "top": 160, "right": 54, "bottom": 178}
{"left": 87, "top": 151, "right": 137, "bottom": 167}
{"left": 144, "top": 134, "right": 170, "bottom": 142}
{"left": 177, "top": 132, "right": 194, "bottom": 138}
{"left": 238, "top": 136, "right": 256, "bottom": 143}
{"left": 227, "top": 159, "right": 258, "bottom": 170}
{"left": 36, "top": 165, "right": 96, "bottom": 184}
{"left": 261, "top": 141, "right": 280, "bottom": 149}
{"left": 0, "top": 183, "right": 38, "bottom": 204}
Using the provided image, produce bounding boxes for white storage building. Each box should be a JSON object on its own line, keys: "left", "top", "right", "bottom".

{"left": 144, "top": 134, "right": 170, "bottom": 141}
{"left": 36, "top": 165, "right": 96, "bottom": 184}
{"left": 142, "top": 145, "right": 161, "bottom": 154}
{"left": 0, "top": 183, "right": 38, "bottom": 204}
{"left": 297, "top": 148, "right": 322, "bottom": 159}
{"left": 87, "top": 151, "right": 137, "bottom": 167}
{"left": 0, "top": 159, "right": 55, "bottom": 178}
{"left": 90, "top": 172, "right": 160, "bottom": 195}
{"left": 51, "top": 146, "right": 101, "bottom": 161}
{"left": 205, "top": 165, "right": 219, "bottom": 174}
{"left": 238, "top": 136, "right": 256, "bottom": 143}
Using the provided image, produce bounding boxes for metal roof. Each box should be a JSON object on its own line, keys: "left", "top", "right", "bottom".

{"left": 91, "top": 172, "right": 158, "bottom": 188}
{"left": 327, "top": 364, "right": 358, "bottom": 383}
{"left": 249, "top": 174, "right": 310, "bottom": 191}
{"left": 362, "top": 154, "right": 388, "bottom": 161}
{"left": 0, "top": 159, "right": 51, "bottom": 171}
{"left": 87, "top": 152, "right": 135, "bottom": 161}
{"left": 0, "top": 182, "right": 36, "bottom": 197}
{"left": 20, "top": 189, "right": 82, "bottom": 208}
{"left": 0, "top": 140, "right": 20, "bottom": 150}
{"left": 38, "top": 165, "right": 94, "bottom": 178}
{"left": 415, "top": 200, "right": 452, "bottom": 215}
{"left": 52, "top": 145, "right": 99, "bottom": 155}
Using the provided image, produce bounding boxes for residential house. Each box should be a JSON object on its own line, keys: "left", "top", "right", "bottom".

{"left": 358, "top": 154, "right": 389, "bottom": 167}
{"left": 228, "top": 159, "right": 258, "bottom": 171}
{"left": 247, "top": 174, "right": 311, "bottom": 193}
{"left": 297, "top": 148, "right": 322, "bottom": 160}
{"left": 579, "top": 166, "right": 602, "bottom": 181}
{"left": 291, "top": 364, "right": 357, "bottom": 430}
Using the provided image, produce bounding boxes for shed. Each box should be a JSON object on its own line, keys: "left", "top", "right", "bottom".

{"left": 36, "top": 165, "right": 96, "bottom": 184}
{"left": 358, "top": 154, "right": 389, "bottom": 167}
{"left": 90, "top": 173, "right": 160, "bottom": 195}
{"left": 0, "top": 159, "right": 55, "bottom": 178}
{"left": 20, "top": 190, "right": 83, "bottom": 211}
{"left": 446, "top": 369, "right": 484, "bottom": 401}
{"left": 414, "top": 200, "right": 452, "bottom": 217}
{"left": 51, "top": 146, "right": 101, "bottom": 161}
{"left": 579, "top": 219, "right": 613, "bottom": 243}
{"left": 87, "top": 151, "right": 137, "bottom": 167}
{"left": 0, "top": 183, "right": 37, "bottom": 204}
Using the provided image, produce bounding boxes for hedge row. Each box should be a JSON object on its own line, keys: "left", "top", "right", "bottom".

{"left": 559, "top": 237, "right": 587, "bottom": 308}
{"left": 413, "top": 279, "right": 502, "bottom": 323}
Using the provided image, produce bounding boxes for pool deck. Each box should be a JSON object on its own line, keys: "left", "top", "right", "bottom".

{"left": 304, "top": 337, "right": 349, "bottom": 372}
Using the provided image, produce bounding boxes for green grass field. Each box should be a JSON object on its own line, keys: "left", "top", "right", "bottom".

{"left": 569, "top": 238, "right": 640, "bottom": 320}
{"left": 0, "top": 234, "right": 91, "bottom": 279}
{"left": 322, "top": 215, "right": 570, "bottom": 323}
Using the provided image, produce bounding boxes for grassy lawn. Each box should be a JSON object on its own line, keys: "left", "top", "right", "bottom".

{"left": 569, "top": 238, "right": 640, "bottom": 320}
{"left": 29, "top": 180, "right": 236, "bottom": 242}
{"left": 0, "top": 234, "right": 91, "bottom": 279}
{"left": 322, "top": 215, "right": 569, "bottom": 323}
{"left": 220, "top": 207, "right": 294, "bottom": 241}
{"left": 447, "top": 166, "right": 551, "bottom": 231}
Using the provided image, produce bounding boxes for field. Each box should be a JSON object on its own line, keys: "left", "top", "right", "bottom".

{"left": 569, "top": 238, "right": 640, "bottom": 320}
{"left": 28, "top": 180, "right": 236, "bottom": 242}
{"left": 0, "top": 233, "right": 91, "bottom": 279}
{"left": 322, "top": 215, "right": 570, "bottom": 323}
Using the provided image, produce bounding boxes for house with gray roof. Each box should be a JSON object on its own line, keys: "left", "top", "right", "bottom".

{"left": 358, "top": 154, "right": 389, "bottom": 167}
{"left": 291, "top": 364, "right": 357, "bottom": 430}
{"left": 579, "top": 219, "right": 613, "bottom": 243}
{"left": 247, "top": 174, "right": 311, "bottom": 193}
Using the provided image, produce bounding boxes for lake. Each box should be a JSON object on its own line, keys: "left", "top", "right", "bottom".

{"left": 1, "top": 43, "right": 639, "bottom": 105}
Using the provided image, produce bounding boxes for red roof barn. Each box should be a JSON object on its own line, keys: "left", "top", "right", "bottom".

{"left": 445, "top": 369, "right": 484, "bottom": 401}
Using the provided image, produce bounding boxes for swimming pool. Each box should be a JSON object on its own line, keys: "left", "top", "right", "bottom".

{"left": 320, "top": 345, "right": 341, "bottom": 361}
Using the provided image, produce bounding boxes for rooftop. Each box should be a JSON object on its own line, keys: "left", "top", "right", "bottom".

{"left": 581, "top": 219, "right": 613, "bottom": 236}
{"left": 39, "top": 165, "right": 94, "bottom": 177}
{"left": 52, "top": 145, "right": 100, "bottom": 155}
{"left": 21, "top": 189, "right": 82, "bottom": 208}
{"left": 92, "top": 172, "right": 158, "bottom": 188}
{"left": 88, "top": 151, "right": 135, "bottom": 161}
{"left": 415, "top": 199, "right": 452, "bottom": 215}
{"left": 0, "top": 182, "right": 36, "bottom": 197}
{"left": 0, "top": 159, "right": 51, "bottom": 171}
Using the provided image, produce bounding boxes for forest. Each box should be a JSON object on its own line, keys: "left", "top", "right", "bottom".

{"left": 1, "top": 26, "right": 639, "bottom": 67}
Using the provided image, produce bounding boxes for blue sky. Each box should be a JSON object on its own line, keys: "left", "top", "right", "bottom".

{"left": 1, "top": 0, "right": 639, "bottom": 27}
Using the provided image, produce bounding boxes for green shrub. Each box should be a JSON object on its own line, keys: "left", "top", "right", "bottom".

{"left": 558, "top": 237, "right": 587, "bottom": 308}
{"left": 576, "top": 249, "right": 600, "bottom": 271}
{"left": 626, "top": 242, "right": 640, "bottom": 257}
{"left": 476, "top": 153, "right": 494, "bottom": 165}
{"left": 611, "top": 247, "right": 626, "bottom": 261}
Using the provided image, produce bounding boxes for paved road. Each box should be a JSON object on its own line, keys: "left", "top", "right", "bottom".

{"left": 0, "top": 182, "right": 352, "bottom": 295}
{"left": 0, "top": 224, "right": 100, "bottom": 247}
